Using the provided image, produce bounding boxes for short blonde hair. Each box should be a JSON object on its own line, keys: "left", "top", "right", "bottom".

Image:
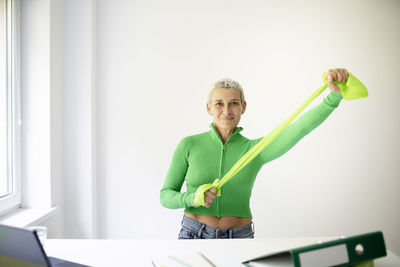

{"left": 208, "top": 78, "right": 245, "bottom": 104}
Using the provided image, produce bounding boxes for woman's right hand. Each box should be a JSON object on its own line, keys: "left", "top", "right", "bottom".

{"left": 204, "top": 188, "right": 217, "bottom": 208}
{"left": 193, "top": 182, "right": 219, "bottom": 208}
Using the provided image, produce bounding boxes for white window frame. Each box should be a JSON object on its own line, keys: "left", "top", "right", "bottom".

{"left": 0, "top": 0, "right": 21, "bottom": 217}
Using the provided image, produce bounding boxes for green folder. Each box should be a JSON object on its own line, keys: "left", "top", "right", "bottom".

{"left": 242, "top": 231, "right": 386, "bottom": 267}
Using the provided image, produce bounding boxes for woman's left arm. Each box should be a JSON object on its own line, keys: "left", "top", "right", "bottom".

{"left": 258, "top": 69, "right": 347, "bottom": 164}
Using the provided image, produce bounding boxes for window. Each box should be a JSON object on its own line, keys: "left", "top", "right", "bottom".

{"left": 0, "top": 0, "right": 20, "bottom": 216}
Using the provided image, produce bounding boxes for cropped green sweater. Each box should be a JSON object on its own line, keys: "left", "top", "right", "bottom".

{"left": 160, "top": 92, "right": 342, "bottom": 218}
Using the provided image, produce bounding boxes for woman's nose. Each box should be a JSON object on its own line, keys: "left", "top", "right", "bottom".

{"left": 223, "top": 105, "right": 231, "bottom": 114}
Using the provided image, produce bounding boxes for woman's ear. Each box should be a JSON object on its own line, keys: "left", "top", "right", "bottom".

{"left": 241, "top": 101, "right": 247, "bottom": 114}
{"left": 206, "top": 102, "right": 212, "bottom": 115}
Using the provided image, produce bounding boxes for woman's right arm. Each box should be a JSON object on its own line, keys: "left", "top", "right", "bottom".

{"left": 160, "top": 138, "right": 196, "bottom": 209}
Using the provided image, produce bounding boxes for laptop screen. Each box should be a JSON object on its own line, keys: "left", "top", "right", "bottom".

{"left": 0, "top": 224, "right": 49, "bottom": 267}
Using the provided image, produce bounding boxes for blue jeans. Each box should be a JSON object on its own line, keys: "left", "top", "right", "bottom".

{"left": 178, "top": 215, "right": 255, "bottom": 239}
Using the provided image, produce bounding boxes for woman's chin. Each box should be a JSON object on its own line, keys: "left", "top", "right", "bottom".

{"left": 217, "top": 122, "right": 237, "bottom": 131}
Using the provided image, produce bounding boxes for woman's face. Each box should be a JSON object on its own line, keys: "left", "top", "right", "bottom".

{"left": 207, "top": 88, "right": 246, "bottom": 132}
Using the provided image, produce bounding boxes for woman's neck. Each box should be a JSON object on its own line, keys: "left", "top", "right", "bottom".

{"left": 214, "top": 124, "right": 236, "bottom": 144}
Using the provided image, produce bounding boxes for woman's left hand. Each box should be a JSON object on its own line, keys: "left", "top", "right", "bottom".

{"left": 325, "top": 68, "right": 349, "bottom": 94}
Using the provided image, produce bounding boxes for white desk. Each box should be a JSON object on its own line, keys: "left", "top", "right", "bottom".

{"left": 44, "top": 237, "right": 400, "bottom": 267}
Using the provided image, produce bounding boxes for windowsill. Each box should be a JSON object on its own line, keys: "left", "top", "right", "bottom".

{"left": 0, "top": 207, "right": 58, "bottom": 227}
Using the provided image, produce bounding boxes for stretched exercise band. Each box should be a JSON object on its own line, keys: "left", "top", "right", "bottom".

{"left": 194, "top": 72, "right": 368, "bottom": 207}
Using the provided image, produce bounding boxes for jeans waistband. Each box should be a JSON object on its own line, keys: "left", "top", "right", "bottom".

{"left": 181, "top": 215, "right": 254, "bottom": 239}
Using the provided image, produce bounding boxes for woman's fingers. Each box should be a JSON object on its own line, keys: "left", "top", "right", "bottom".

{"left": 204, "top": 188, "right": 217, "bottom": 208}
{"left": 326, "top": 68, "right": 349, "bottom": 93}
{"left": 327, "top": 73, "right": 340, "bottom": 93}
{"left": 336, "top": 69, "right": 348, "bottom": 84}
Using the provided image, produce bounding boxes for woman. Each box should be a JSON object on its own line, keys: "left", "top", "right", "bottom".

{"left": 160, "top": 69, "right": 349, "bottom": 239}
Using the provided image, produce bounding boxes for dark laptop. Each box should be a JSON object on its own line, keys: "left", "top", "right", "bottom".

{"left": 0, "top": 224, "right": 90, "bottom": 267}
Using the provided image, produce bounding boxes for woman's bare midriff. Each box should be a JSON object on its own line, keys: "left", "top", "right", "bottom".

{"left": 185, "top": 213, "right": 252, "bottom": 229}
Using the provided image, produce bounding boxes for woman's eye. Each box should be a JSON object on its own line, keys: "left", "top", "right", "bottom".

{"left": 232, "top": 102, "right": 239, "bottom": 105}
{"left": 216, "top": 102, "right": 223, "bottom": 106}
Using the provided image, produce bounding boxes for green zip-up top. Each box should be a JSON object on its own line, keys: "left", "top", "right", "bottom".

{"left": 160, "top": 92, "right": 342, "bottom": 218}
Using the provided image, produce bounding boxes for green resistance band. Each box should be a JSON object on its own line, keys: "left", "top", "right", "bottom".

{"left": 194, "top": 72, "right": 368, "bottom": 207}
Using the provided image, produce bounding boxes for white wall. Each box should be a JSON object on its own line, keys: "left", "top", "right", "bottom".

{"left": 63, "top": 0, "right": 97, "bottom": 239}
{"left": 23, "top": 0, "right": 400, "bottom": 255}
{"left": 94, "top": 0, "right": 400, "bottom": 253}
